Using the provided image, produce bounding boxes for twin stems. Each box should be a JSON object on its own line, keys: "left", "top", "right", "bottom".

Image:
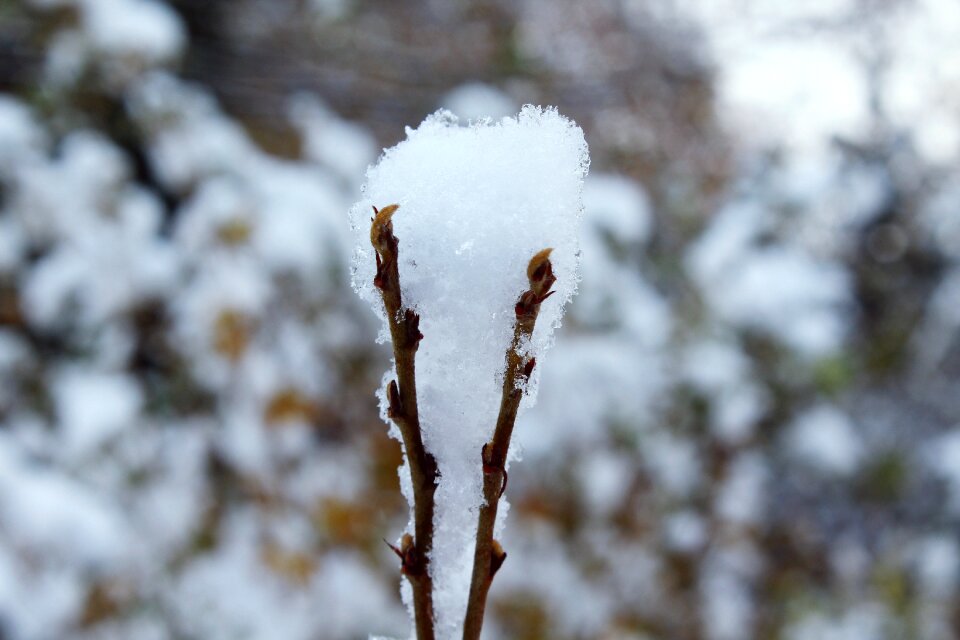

{"left": 370, "top": 205, "right": 555, "bottom": 640}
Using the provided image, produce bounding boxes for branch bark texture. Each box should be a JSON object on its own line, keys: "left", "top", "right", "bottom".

{"left": 462, "top": 248, "right": 556, "bottom": 640}
{"left": 371, "top": 204, "right": 438, "bottom": 640}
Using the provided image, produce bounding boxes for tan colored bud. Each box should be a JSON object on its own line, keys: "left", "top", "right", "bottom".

{"left": 526, "top": 247, "right": 554, "bottom": 283}
{"left": 400, "top": 533, "right": 415, "bottom": 554}
{"left": 490, "top": 539, "right": 507, "bottom": 576}
{"left": 370, "top": 204, "right": 400, "bottom": 248}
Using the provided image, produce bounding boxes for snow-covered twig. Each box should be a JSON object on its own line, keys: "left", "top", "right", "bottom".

{"left": 352, "top": 108, "right": 587, "bottom": 638}
{"left": 462, "top": 248, "right": 556, "bottom": 640}
{"left": 371, "top": 204, "right": 438, "bottom": 640}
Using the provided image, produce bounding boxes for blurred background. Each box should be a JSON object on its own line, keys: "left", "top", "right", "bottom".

{"left": 1, "top": 0, "right": 960, "bottom": 638}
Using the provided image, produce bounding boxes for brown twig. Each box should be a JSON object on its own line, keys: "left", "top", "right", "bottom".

{"left": 371, "top": 204, "right": 438, "bottom": 640}
{"left": 462, "top": 248, "right": 556, "bottom": 640}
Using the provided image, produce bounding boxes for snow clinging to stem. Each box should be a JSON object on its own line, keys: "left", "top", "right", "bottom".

{"left": 349, "top": 106, "right": 589, "bottom": 637}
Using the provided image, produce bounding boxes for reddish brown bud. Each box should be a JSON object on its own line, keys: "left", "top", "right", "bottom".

{"left": 522, "top": 358, "right": 537, "bottom": 378}
{"left": 384, "top": 538, "right": 404, "bottom": 559}
{"left": 490, "top": 539, "right": 507, "bottom": 577}
{"left": 404, "top": 309, "right": 423, "bottom": 346}
{"left": 481, "top": 443, "right": 509, "bottom": 498}
{"left": 373, "top": 252, "right": 386, "bottom": 290}
{"left": 370, "top": 203, "right": 398, "bottom": 238}
{"left": 386, "top": 380, "right": 402, "bottom": 419}
{"left": 527, "top": 248, "right": 556, "bottom": 298}
{"left": 386, "top": 534, "right": 419, "bottom": 575}
{"left": 538, "top": 289, "right": 556, "bottom": 303}
{"left": 515, "top": 290, "right": 539, "bottom": 318}
{"left": 527, "top": 248, "right": 553, "bottom": 283}
{"left": 481, "top": 443, "right": 494, "bottom": 472}
{"left": 370, "top": 204, "right": 399, "bottom": 253}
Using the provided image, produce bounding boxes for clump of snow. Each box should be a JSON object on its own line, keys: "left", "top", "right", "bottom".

{"left": 785, "top": 404, "right": 863, "bottom": 477}
{"left": 0, "top": 97, "right": 47, "bottom": 171}
{"left": 127, "top": 72, "right": 260, "bottom": 190}
{"left": 28, "top": 0, "right": 186, "bottom": 88}
{"left": 700, "top": 543, "right": 761, "bottom": 640}
{"left": 520, "top": 171, "right": 670, "bottom": 459}
{"left": 81, "top": 0, "right": 185, "bottom": 64}
{"left": 687, "top": 202, "right": 851, "bottom": 357}
{"left": 663, "top": 510, "right": 708, "bottom": 553}
{"left": 289, "top": 93, "right": 379, "bottom": 184}
{"left": 350, "top": 106, "right": 588, "bottom": 637}
{"left": 785, "top": 604, "right": 890, "bottom": 640}
{"left": 715, "top": 452, "right": 767, "bottom": 526}
{"left": 642, "top": 433, "right": 702, "bottom": 498}
{"left": 926, "top": 429, "right": 960, "bottom": 514}
{"left": 495, "top": 523, "right": 617, "bottom": 637}
{"left": 168, "top": 513, "right": 406, "bottom": 640}
{"left": 518, "top": 334, "right": 666, "bottom": 455}
{"left": 681, "top": 338, "right": 767, "bottom": 445}
{"left": 577, "top": 450, "right": 633, "bottom": 517}
{"left": 912, "top": 534, "right": 960, "bottom": 598}
{"left": 53, "top": 369, "right": 143, "bottom": 458}
{"left": 0, "top": 435, "right": 131, "bottom": 571}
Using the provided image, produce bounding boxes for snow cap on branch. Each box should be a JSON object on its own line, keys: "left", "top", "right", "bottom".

{"left": 350, "top": 106, "right": 588, "bottom": 637}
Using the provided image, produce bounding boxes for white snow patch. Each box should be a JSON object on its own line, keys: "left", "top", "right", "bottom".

{"left": 53, "top": 368, "right": 143, "bottom": 457}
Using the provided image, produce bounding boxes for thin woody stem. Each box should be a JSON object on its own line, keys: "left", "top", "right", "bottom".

{"left": 462, "top": 249, "right": 556, "bottom": 640}
{"left": 371, "top": 204, "right": 438, "bottom": 640}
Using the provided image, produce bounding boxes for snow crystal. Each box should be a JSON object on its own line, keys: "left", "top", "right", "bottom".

{"left": 350, "top": 106, "right": 588, "bottom": 637}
